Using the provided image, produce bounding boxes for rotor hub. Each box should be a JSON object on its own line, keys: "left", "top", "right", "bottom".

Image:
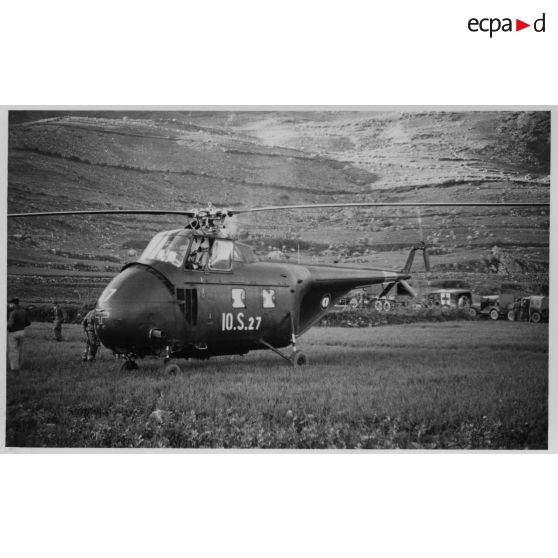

{"left": 184, "top": 203, "right": 233, "bottom": 234}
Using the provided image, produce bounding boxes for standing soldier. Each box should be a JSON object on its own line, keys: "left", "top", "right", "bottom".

{"left": 52, "top": 301, "right": 64, "bottom": 341}
{"left": 7, "top": 297, "right": 31, "bottom": 372}
{"left": 82, "top": 308, "right": 100, "bottom": 362}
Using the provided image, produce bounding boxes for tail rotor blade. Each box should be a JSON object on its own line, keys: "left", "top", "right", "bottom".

{"left": 398, "top": 279, "right": 418, "bottom": 298}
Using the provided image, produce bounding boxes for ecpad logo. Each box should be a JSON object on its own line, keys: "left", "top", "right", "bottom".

{"left": 468, "top": 13, "right": 546, "bottom": 37}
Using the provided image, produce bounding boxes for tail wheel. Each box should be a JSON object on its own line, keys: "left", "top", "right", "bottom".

{"left": 489, "top": 309, "right": 499, "bottom": 321}
{"left": 507, "top": 310, "right": 516, "bottom": 321}
{"left": 291, "top": 350, "right": 309, "bottom": 367}
{"left": 120, "top": 360, "right": 138, "bottom": 372}
{"left": 163, "top": 363, "right": 181, "bottom": 375}
{"left": 531, "top": 311, "right": 542, "bottom": 323}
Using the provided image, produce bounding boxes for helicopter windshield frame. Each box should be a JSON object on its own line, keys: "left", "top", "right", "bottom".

{"left": 139, "top": 231, "right": 246, "bottom": 272}
{"left": 139, "top": 229, "right": 191, "bottom": 268}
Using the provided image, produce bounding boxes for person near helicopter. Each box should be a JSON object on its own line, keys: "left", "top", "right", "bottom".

{"left": 51, "top": 300, "right": 65, "bottom": 341}
{"left": 186, "top": 237, "right": 211, "bottom": 269}
{"left": 81, "top": 308, "right": 100, "bottom": 362}
{"left": 7, "top": 297, "right": 31, "bottom": 372}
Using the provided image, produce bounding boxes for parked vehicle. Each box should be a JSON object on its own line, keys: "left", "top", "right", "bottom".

{"left": 335, "top": 288, "right": 367, "bottom": 309}
{"left": 475, "top": 293, "right": 518, "bottom": 320}
{"left": 425, "top": 289, "right": 477, "bottom": 316}
{"left": 370, "top": 296, "right": 398, "bottom": 312}
{"left": 508, "top": 296, "right": 549, "bottom": 323}
{"left": 336, "top": 288, "right": 401, "bottom": 312}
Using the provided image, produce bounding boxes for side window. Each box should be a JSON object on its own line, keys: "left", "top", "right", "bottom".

{"left": 233, "top": 245, "right": 244, "bottom": 262}
{"left": 236, "top": 243, "right": 256, "bottom": 263}
{"left": 231, "top": 288, "right": 246, "bottom": 308}
{"left": 262, "top": 289, "right": 276, "bottom": 308}
{"left": 209, "top": 239, "right": 233, "bottom": 271}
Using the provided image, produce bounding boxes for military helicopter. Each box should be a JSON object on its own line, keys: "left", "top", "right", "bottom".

{"left": 8, "top": 201, "right": 548, "bottom": 373}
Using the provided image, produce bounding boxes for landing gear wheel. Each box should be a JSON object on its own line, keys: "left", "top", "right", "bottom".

{"left": 507, "top": 310, "right": 516, "bottom": 321}
{"left": 383, "top": 301, "right": 392, "bottom": 312}
{"left": 291, "top": 350, "right": 309, "bottom": 367}
{"left": 468, "top": 307, "right": 477, "bottom": 318}
{"left": 531, "top": 311, "right": 542, "bottom": 323}
{"left": 120, "top": 360, "right": 138, "bottom": 372}
{"left": 489, "top": 309, "right": 499, "bottom": 321}
{"left": 374, "top": 300, "right": 383, "bottom": 312}
{"left": 163, "top": 363, "right": 181, "bottom": 375}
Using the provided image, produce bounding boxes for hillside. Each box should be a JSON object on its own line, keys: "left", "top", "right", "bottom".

{"left": 7, "top": 110, "right": 550, "bottom": 304}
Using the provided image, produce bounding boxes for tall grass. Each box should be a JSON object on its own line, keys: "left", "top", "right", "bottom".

{"left": 6, "top": 321, "right": 548, "bottom": 449}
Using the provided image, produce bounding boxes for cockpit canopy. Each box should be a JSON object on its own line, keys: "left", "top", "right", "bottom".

{"left": 139, "top": 229, "right": 256, "bottom": 270}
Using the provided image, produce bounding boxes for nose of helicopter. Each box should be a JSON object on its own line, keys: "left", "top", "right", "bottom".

{"left": 95, "top": 264, "right": 176, "bottom": 354}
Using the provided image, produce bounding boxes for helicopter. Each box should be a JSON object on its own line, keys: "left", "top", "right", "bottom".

{"left": 7, "top": 201, "right": 549, "bottom": 373}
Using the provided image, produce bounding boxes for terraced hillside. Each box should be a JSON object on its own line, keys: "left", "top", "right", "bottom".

{"left": 7, "top": 110, "right": 550, "bottom": 305}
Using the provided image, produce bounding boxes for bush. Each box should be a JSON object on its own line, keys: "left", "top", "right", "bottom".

{"left": 319, "top": 307, "right": 475, "bottom": 327}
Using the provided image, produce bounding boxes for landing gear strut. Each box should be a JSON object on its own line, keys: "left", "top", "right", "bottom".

{"left": 162, "top": 345, "right": 182, "bottom": 374}
{"left": 259, "top": 313, "right": 309, "bottom": 366}
{"left": 163, "top": 345, "right": 172, "bottom": 365}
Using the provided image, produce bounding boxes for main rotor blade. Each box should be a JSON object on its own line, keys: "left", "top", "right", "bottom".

{"left": 7, "top": 210, "right": 199, "bottom": 218}
{"left": 8, "top": 201, "right": 550, "bottom": 219}
{"left": 233, "top": 201, "right": 549, "bottom": 214}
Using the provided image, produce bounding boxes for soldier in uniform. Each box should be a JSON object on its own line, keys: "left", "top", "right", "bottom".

{"left": 82, "top": 308, "right": 100, "bottom": 362}
{"left": 7, "top": 297, "right": 31, "bottom": 372}
{"left": 52, "top": 301, "right": 64, "bottom": 341}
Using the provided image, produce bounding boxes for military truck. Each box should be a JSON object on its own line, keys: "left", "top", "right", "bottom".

{"left": 508, "top": 296, "right": 549, "bottom": 323}
{"left": 475, "top": 293, "right": 518, "bottom": 320}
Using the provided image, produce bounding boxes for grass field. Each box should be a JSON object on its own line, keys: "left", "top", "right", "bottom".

{"left": 5, "top": 321, "right": 548, "bottom": 449}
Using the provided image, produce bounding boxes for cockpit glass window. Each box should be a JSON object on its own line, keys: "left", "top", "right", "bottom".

{"left": 208, "top": 239, "right": 233, "bottom": 270}
{"left": 185, "top": 236, "right": 211, "bottom": 270}
{"left": 139, "top": 229, "right": 190, "bottom": 268}
{"left": 234, "top": 243, "right": 256, "bottom": 263}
